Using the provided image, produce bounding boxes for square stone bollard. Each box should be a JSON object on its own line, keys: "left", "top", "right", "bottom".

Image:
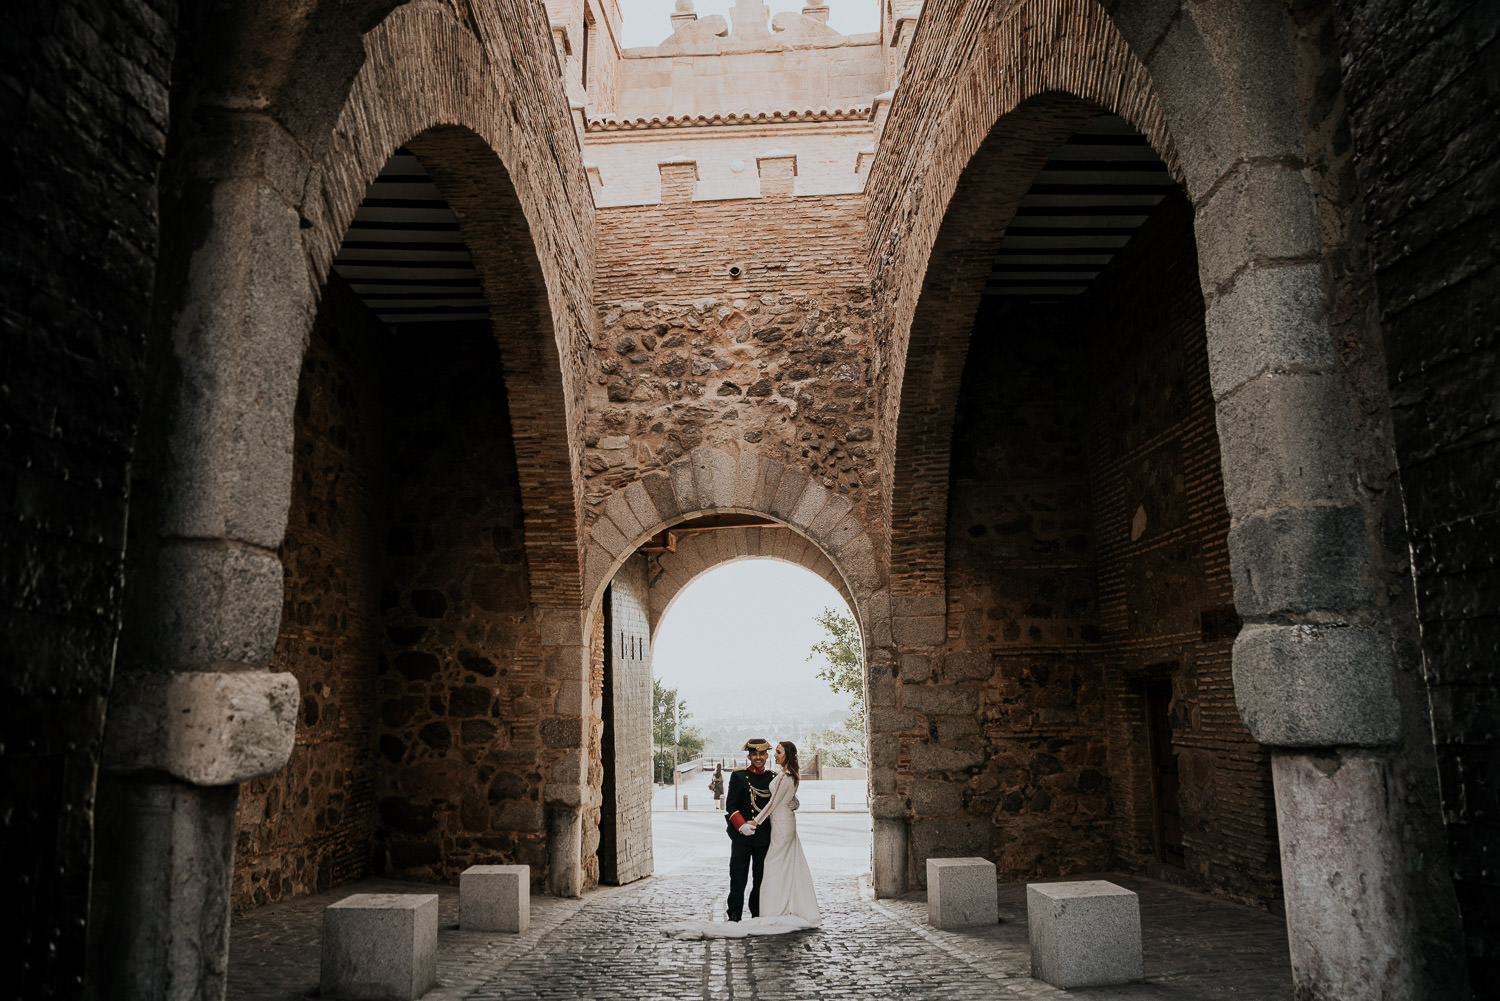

{"left": 321, "top": 893, "right": 438, "bottom": 1001}
{"left": 460, "top": 864, "right": 530, "bottom": 933}
{"left": 926, "top": 857, "right": 998, "bottom": 929}
{"left": 1026, "top": 880, "right": 1143, "bottom": 988}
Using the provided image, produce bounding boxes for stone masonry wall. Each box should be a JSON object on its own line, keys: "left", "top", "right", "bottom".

{"left": 934, "top": 298, "right": 1109, "bottom": 879}
{"left": 1081, "top": 196, "right": 1280, "bottom": 908}
{"left": 589, "top": 193, "right": 877, "bottom": 525}
{"left": 915, "top": 194, "right": 1281, "bottom": 908}
{"left": 233, "top": 277, "right": 387, "bottom": 910}
{"left": 374, "top": 327, "right": 551, "bottom": 887}
{"left": 599, "top": 553, "right": 655, "bottom": 884}
{"left": 0, "top": 0, "right": 175, "bottom": 991}
{"left": 1333, "top": 0, "right": 1500, "bottom": 981}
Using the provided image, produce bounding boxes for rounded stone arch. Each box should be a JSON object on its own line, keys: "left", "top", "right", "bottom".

{"left": 583, "top": 445, "right": 882, "bottom": 624}
{"left": 884, "top": 0, "right": 1181, "bottom": 596}
{"left": 872, "top": 0, "right": 1421, "bottom": 991}
{"left": 879, "top": 0, "right": 1395, "bottom": 747}
{"left": 301, "top": 1, "right": 592, "bottom": 608}
{"left": 644, "top": 529, "right": 858, "bottom": 642}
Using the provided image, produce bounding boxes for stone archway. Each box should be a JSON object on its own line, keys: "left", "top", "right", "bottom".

{"left": 102, "top": 1, "right": 595, "bottom": 990}
{"left": 865, "top": 0, "right": 1459, "bottom": 996}
{"left": 579, "top": 444, "right": 889, "bottom": 887}
{"left": 643, "top": 524, "right": 855, "bottom": 639}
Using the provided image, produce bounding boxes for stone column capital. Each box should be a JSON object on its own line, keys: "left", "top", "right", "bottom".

{"left": 104, "top": 670, "right": 300, "bottom": 785}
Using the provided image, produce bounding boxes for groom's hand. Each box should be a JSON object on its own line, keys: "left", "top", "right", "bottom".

{"left": 738, "top": 821, "right": 757, "bottom": 835}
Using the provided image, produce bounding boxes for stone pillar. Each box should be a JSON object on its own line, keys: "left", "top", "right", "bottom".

{"left": 540, "top": 608, "right": 590, "bottom": 897}
{"left": 106, "top": 781, "right": 240, "bottom": 1000}
{"left": 756, "top": 150, "right": 797, "bottom": 198}
{"left": 658, "top": 157, "right": 698, "bottom": 204}
{"left": 105, "top": 168, "right": 310, "bottom": 1000}
{"left": 548, "top": 804, "right": 584, "bottom": 897}
{"left": 1195, "top": 156, "right": 1460, "bottom": 998}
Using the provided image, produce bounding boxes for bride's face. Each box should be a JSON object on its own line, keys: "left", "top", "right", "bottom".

{"left": 775, "top": 744, "right": 786, "bottom": 765}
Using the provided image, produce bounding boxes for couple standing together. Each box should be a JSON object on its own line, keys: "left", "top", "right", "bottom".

{"left": 723, "top": 737, "right": 821, "bottom": 930}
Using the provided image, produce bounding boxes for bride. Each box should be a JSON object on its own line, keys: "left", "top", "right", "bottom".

{"left": 749, "top": 741, "right": 821, "bottom": 927}
{"left": 664, "top": 740, "right": 821, "bottom": 938}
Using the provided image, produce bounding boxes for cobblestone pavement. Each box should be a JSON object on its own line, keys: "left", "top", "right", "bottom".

{"left": 229, "top": 824, "right": 1292, "bottom": 1000}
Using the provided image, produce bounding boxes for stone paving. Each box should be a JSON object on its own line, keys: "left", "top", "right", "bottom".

{"left": 228, "top": 836, "right": 1293, "bottom": 1001}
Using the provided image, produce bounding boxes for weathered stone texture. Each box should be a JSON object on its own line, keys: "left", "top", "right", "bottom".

{"left": 233, "top": 278, "right": 386, "bottom": 910}
{"left": 590, "top": 193, "right": 878, "bottom": 523}
{"left": 0, "top": 0, "right": 175, "bottom": 990}
{"left": 1334, "top": 0, "right": 1500, "bottom": 985}
{"left": 373, "top": 329, "right": 550, "bottom": 885}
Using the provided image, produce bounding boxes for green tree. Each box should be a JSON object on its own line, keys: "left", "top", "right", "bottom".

{"left": 652, "top": 677, "right": 705, "bottom": 783}
{"left": 806, "top": 607, "right": 866, "bottom": 767}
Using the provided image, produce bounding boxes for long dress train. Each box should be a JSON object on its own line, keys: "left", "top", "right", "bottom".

{"left": 663, "top": 771, "right": 821, "bottom": 939}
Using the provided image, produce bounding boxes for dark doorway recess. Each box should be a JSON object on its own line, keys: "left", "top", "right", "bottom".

{"left": 1145, "top": 677, "right": 1184, "bottom": 868}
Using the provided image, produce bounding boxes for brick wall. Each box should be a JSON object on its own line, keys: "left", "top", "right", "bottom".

{"left": 925, "top": 194, "right": 1281, "bottom": 907}
{"left": 0, "top": 0, "right": 175, "bottom": 991}
{"left": 1334, "top": 0, "right": 1500, "bottom": 981}
{"left": 1082, "top": 196, "right": 1279, "bottom": 908}
{"left": 233, "top": 276, "right": 386, "bottom": 909}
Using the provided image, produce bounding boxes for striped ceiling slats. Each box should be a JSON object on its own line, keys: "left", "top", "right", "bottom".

{"left": 984, "top": 115, "right": 1173, "bottom": 300}
{"left": 332, "top": 150, "right": 488, "bottom": 325}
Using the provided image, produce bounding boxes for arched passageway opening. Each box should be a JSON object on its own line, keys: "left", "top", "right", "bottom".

{"left": 231, "top": 138, "right": 559, "bottom": 908}
{"left": 588, "top": 511, "right": 871, "bottom": 889}
{"left": 887, "top": 108, "right": 1280, "bottom": 907}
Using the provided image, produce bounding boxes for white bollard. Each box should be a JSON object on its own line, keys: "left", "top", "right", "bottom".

{"left": 1026, "top": 880, "right": 1142, "bottom": 988}
{"left": 321, "top": 893, "right": 438, "bottom": 1000}
{"left": 460, "top": 864, "right": 530, "bottom": 933}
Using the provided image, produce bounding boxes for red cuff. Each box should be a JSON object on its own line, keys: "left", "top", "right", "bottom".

{"left": 729, "top": 812, "right": 746, "bottom": 828}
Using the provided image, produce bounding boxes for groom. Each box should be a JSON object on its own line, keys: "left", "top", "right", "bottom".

{"left": 724, "top": 737, "right": 774, "bottom": 921}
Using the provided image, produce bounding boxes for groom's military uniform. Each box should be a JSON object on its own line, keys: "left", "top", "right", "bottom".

{"left": 724, "top": 738, "right": 774, "bottom": 921}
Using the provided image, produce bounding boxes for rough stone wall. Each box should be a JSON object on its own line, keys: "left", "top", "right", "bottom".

{"left": 0, "top": 0, "right": 175, "bottom": 992}
{"left": 936, "top": 300, "right": 1110, "bottom": 879}
{"left": 232, "top": 277, "right": 387, "bottom": 910}
{"left": 373, "top": 327, "right": 550, "bottom": 886}
{"left": 1082, "top": 196, "right": 1279, "bottom": 908}
{"left": 589, "top": 192, "right": 877, "bottom": 521}
{"left": 1332, "top": 0, "right": 1500, "bottom": 983}
{"left": 598, "top": 554, "right": 654, "bottom": 884}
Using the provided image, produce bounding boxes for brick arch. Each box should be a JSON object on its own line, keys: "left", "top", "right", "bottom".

{"left": 583, "top": 445, "right": 881, "bottom": 622}
{"left": 869, "top": 0, "right": 1414, "bottom": 983}
{"left": 875, "top": 0, "right": 1397, "bottom": 747}
{"left": 644, "top": 528, "right": 857, "bottom": 639}
{"left": 302, "top": 2, "right": 593, "bottom": 609}
{"left": 876, "top": 0, "right": 1179, "bottom": 596}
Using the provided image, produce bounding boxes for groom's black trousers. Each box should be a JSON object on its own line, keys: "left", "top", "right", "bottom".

{"left": 727, "top": 835, "right": 769, "bottom": 920}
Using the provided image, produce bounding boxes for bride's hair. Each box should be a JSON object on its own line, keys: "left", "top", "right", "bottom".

{"left": 779, "top": 741, "right": 800, "bottom": 785}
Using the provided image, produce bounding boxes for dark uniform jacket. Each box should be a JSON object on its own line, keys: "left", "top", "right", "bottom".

{"left": 723, "top": 767, "right": 774, "bottom": 846}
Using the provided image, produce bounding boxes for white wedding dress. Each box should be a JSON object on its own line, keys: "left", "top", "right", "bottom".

{"left": 663, "top": 771, "right": 821, "bottom": 939}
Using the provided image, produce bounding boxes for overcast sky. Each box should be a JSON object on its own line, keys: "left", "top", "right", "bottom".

{"left": 652, "top": 559, "right": 855, "bottom": 722}
{"left": 617, "top": 0, "right": 879, "bottom": 49}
